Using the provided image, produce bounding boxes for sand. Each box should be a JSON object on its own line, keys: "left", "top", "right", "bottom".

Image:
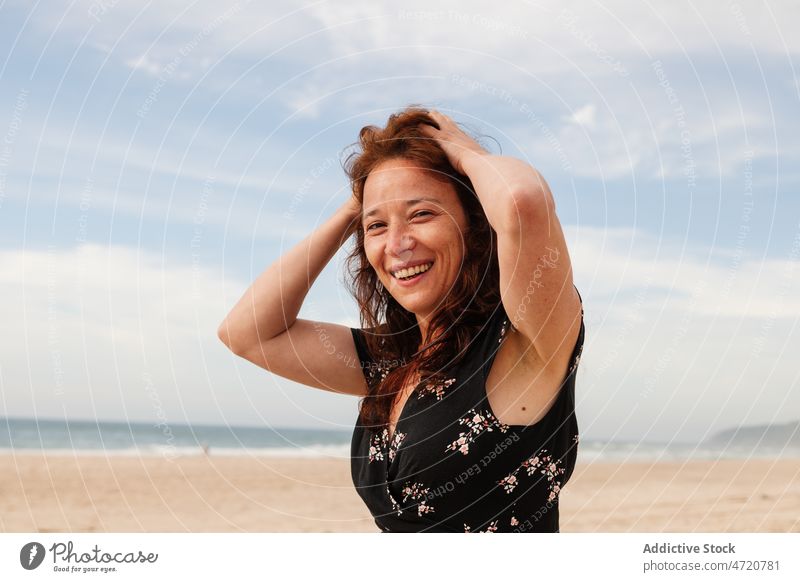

{"left": 1, "top": 453, "right": 797, "bottom": 532}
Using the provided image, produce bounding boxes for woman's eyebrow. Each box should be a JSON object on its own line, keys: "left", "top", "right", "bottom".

{"left": 362, "top": 197, "right": 442, "bottom": 220}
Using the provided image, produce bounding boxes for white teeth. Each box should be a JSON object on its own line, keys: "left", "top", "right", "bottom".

{"left": 393, "top": 262, "right": 432, "bottom": 280}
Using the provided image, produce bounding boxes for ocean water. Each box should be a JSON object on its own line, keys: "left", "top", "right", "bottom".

{"left": 1, "top": 417, "right": 797, "bottom": 460}
{"left": 576, "top": 439, "right": 800, "bottom": 462}
{"left": 0, "top": 417, "right": 353, "bottom": 458}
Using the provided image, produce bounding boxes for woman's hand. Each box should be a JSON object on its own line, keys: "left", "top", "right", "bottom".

{"left": 339, "top": 195, "right": 362, "bottom": 239}
{"left": 343, "top": 194, "right": 361, "bottom": 220}
{"left": 419, "top": 109, "right": 489, "bottom": 175}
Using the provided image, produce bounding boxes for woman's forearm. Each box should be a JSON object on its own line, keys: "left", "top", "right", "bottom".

{"left": 218, "top": 199, "right": 360, "bottom": 355}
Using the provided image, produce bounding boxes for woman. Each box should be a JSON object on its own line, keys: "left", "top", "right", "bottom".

{"left": 218, "top": 107, "right": 584, "bottom": 533}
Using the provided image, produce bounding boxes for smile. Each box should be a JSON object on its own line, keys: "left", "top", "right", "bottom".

{"left": 392, "top": 262, "right": 433, "bottom": 280}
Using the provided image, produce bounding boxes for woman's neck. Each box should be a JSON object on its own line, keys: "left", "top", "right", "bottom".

{"left": 415, "top": 313, "right": 443, "bottom": 350}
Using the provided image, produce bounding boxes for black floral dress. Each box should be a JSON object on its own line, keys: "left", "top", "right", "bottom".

{"left": 349, "top": 293, "right": 585, "bottom": 533}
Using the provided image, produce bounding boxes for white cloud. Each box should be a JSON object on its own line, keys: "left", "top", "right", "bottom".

{"left": 34, "top": 1, "right": 800, "bottom": 97}
{"left": 22, "top": 1, "right": 796, "bottom": 185}
{"left": 568, "top": 225, "right": 800, "bottom": 441}
{"left": 23, "top": 124, "right": 349, "bottom": 241}
{"left": 572, "top": 224, "right": 800, "bottom": 319}
{"left": 567, "top": 104, "right": 597, "bottom": 129}
{"left": 124, "top": 54, "right": 162, "bottom": 76}
{"left": 0, "top": 244, "right": 358, "bottom": 429}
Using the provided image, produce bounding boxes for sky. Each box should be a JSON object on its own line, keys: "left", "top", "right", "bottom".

{"left": 1, "top": 0, "right": 798, "bottom": 443}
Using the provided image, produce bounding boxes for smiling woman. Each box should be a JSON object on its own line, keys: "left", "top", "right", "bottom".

{"left": 218, "top": 105, "right": 584, "bottom": 533}
{"left": 361, "top": 166, "right": 470, "bottom": 326}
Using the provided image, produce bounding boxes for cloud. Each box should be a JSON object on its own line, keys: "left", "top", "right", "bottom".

{"left": 568, "top": 225, "right": 800, "bottom": 441}
{"left": 567, "top": 104, "right": 597, "bottom": 129}
{"left": 33, "top": 2, "right": 800, "bottom": 101}
{"left": 22, "top": 122, "right": 348, "bottom": 242}
{"left": 0, "top": 243, "right": 359, "bottom": 429}
{"left": 572, "top": 224, "right": 800, "bottom": 318}
{"left": 124, "top": 54, "right": 162, "bottom": 76}
{"left": 21, "top": 1, "right": 796, "bottom": 185}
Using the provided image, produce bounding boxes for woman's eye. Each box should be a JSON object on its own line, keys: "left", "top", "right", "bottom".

{"left": 366, "top": 222, "right": 385, "bottom": 232}
{"left": 413, "top": 211, "right": 432, "bottom": 218}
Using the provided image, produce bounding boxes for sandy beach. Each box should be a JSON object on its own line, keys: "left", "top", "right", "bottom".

{"left": 1, "top": 453, "right": 797, "bottom": 532}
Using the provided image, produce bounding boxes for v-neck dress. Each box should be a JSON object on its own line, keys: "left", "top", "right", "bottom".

{"left": 349, "top": 294, "right": 585, "bottom": 533}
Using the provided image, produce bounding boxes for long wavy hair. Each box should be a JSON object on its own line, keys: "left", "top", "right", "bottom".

{"left": 343, "top": 106, "right": 502, "bottom": 429}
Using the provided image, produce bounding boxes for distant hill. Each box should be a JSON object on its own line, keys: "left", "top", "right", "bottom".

{"left": 707, "top": 421, "right": 800, "bottom": 450}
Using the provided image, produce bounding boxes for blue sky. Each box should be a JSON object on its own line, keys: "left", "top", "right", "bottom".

{"left": 2, "top": 0, "right": 799, "bottom": 443}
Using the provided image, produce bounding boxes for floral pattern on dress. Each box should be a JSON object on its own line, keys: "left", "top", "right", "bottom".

{"left": 400, "top": 481, "right": 435, "bottom": 516}
{"left": 498, "top": 449, "right": 566, "bottom": 502}
{"left": 498, "top": 318, "right": 509, "bottom": 343}
{"left": 367, "top": 361, "right": 393, "bottom": 386}
{"left": 569, "top": 347, "right": 583, "bottom": 376}
{"left": 362, "top": 348, "right": 404, "bottom": 388}
{"left": 463, "top": 520, "right": 498, "bottom": 533}
{"left": 368, "top": 429, "right": 387, "bottom": 463}
{"left": 368, "top": 427, "right": 406, "bottom": 464}
{"left": 417, "top": 377, "right": 456, "bottom": 401}
{"left": 446, "top": 408, "right": 509, "bottom": 455}
{"left": 387, "top": 485, "right": 403, "bottom": 516}
{"left": 389, "top": 430, "right": 405, "bottom": 462}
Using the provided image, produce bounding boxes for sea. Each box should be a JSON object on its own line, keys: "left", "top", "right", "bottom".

{"left": 1, "top": 417, "right": 797, "bottom": 461}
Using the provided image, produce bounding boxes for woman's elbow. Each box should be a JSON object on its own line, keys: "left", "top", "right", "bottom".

{"left": 499, "top": 186, "right": 554, "bottom": 233}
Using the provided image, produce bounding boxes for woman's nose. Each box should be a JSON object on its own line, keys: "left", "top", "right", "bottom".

{"left": 385, "top": 224, "right": 415, "bottom": 258}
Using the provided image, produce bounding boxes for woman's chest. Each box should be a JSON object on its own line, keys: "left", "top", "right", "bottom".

{"left": 379, "top": 371, "right": 515, "bottom": 474}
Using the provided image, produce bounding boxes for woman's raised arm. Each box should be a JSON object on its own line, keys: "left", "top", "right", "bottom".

{"left": 419, "top": 110, "right": 582, "bottom": 369}
{"left": 217, "top": 198, "right": 370, "bottom": 396}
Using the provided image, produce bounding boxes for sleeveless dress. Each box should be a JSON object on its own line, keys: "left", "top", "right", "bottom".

{"left": 349, "top": 291, "right": 585, "bottom": 533}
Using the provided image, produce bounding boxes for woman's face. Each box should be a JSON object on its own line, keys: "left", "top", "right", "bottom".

{"left": 361, "top": 158, "right": 469, "bottom": 324}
